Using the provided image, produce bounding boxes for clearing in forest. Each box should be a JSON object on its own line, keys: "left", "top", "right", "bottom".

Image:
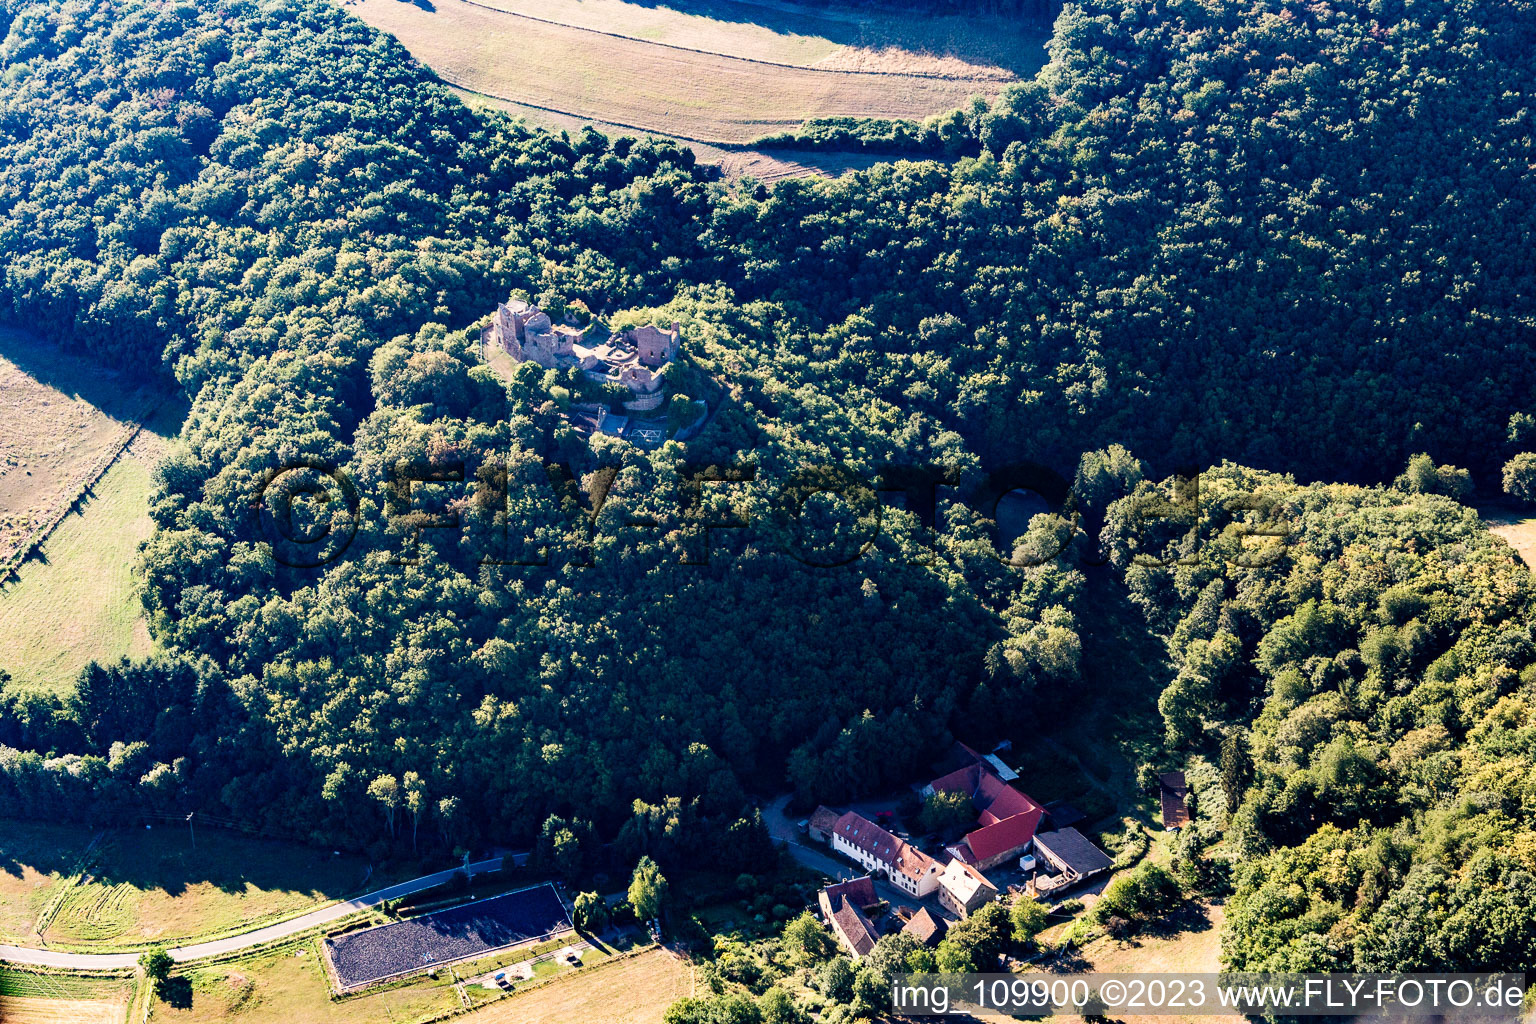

{"left": 0, "top": 405, "right": 180, "bottom": 694}
{"left": 0, "top": 328, "right": 157, "bottom": 566}
{"left": 1042, "top": 902, "right": 1241, "bottom": 1024}
{"left": 1483, "top": 505, "right": 1536, "bottom": 569}
{"left": 342, "top": 0, "right": 1048, "bottom": 154}
{"left": 0, "top": 328, "right": 177, "bottom": 694}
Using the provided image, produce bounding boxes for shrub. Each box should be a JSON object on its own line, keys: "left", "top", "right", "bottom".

{"left": 1094, "top": 863, "right": 1182, "bottom": 926}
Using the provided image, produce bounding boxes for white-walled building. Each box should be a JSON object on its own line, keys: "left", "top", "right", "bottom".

{"left": 829, "top": 811, "right": 940, "bottom": 898}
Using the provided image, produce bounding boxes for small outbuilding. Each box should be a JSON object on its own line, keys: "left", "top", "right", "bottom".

{"left": 808, "top": 805, "right": 842, "bottom": 844}
{"left": 1159, "top": 771, "right": 1190, "bottom": 829}
{"left": 1032, "top": 828, "right": 1113, "bottom": 897}
{"left": 901, "top": 906, "right": 947, "bottom": 947}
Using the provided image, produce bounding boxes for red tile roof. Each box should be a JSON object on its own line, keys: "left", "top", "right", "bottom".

{"left": 963, "top": 808, "right": 1043, "bottom": 864}
{"left": 830, "top": 901, "right": 878, "bottom": 957}
{"left": 927, "top": 763, "right": 1045, "bottom": 863}
{"left": 833, "top": 812, "right": 937, "bottom": 883}
{"left": 821, "top": 875, "right": 877, "bottom": 910}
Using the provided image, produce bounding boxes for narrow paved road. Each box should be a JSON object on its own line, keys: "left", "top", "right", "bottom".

{"left": 0, "top": 857, "right": 504, "bottom": 970}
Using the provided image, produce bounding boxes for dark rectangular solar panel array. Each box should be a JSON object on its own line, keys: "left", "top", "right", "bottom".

{"left": 326, "top": 883, "right": 571, "bottom": 988}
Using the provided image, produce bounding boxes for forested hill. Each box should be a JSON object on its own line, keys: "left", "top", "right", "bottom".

{"left": 1, "top": 0, "right": 1535, "bottom": 971}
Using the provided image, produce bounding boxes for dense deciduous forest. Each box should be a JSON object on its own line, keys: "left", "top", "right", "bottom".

{"left": 1, "top": 0, "right": 1534, "bottom": 970}
{"left": 1105, "top": 465, "right": 1536, "bottom": 968}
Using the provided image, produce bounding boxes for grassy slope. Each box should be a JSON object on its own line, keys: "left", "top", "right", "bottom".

{"left": 0, "top": 821, "right": 377, "bottom": 951}
{"left": 0, "top": 420, "right": 170, "bottom": 693}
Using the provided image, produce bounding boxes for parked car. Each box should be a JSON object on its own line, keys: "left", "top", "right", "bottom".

{"left": 494, "top": 972, "right": 510, "bottom": 989}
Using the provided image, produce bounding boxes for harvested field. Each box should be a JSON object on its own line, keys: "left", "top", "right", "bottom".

{"left": 428, "top": 0, "right": 1044, "bottom": 78}
{"left": 324, "top": 883, "right": 572, "bottom": 990}
{"left": 464, "top": 946, "right": 694, "bottom": 1024}
{"left": 0, "top": 968, "right": 131, "bottom": 1024}
{"left": 344, "top": 0, "right": 1045, "bottom": 147}
{"left": 0, "top": 994, "right": 129, "bottom": 1024}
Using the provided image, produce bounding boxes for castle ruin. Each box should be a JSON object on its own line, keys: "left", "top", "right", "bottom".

{"left": 488, "top": 298, "right": 680, "bottom": 414}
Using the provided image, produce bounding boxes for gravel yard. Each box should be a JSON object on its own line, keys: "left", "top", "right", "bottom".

{"left": 324, "top": 884, "right": 571, "bottom": 990}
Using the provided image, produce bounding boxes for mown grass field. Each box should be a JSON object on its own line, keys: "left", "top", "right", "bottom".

{"left": 0, "top": 328, "right": 151, "bottom": 565}
{"left": 464, "top": 947, "right": 693, "bottom": 1024}
{"left": 0, "top": 439, "right": 158, "bottom": 693}
{"left": 155, "top": 944, "right": 461, "bottom": 1024}
{"left": 0, "top": 968, "right": 132, "bottom": 1024}
{"left": 0, "top": 820, "right": 376, "bottom": 951}
{"left": 1482, "top": 504, "right": 1536, "bottom": 569}
{"left": 343, "top": 0, "right": 1047, "bottom": 152}
{"left": 0, "top": 331, "right": 180, "bottom": 695}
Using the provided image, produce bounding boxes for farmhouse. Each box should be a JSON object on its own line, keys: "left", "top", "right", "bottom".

{"left": 829, "top": 811, "right": 940, "bottom": 898}
{"left": 818, "top": 876, "right": 881, "bottom": 959}
{"left": 923, "top": 750, "right": 1045, "bottom": 871}
{"left": 1032, "top": 827, "right": 1114, "bottom": 897}
{"left": 488, "top": 297, "right": 680, "bottom": 414}
{"left": 936, "top": 857, "right": 999, "bottom": 918}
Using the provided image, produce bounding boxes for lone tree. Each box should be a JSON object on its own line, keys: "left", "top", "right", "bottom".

{"left": 573, "top": 891, "right": 609, "bottom": 932}
{"left": 1010, "top": 896, "right": 1048, "bottom": 945}
{"left": 1503, "top": 453, "right": 1536, "bottom": 504}
{"left": 628, "top": 855, "right": 669, "bottom": 921}
{"left": 403, "top": 771, "right": 427, "bottom": 852}
{"left": 139, "top": 947, "right": 173, "bottom": 992}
